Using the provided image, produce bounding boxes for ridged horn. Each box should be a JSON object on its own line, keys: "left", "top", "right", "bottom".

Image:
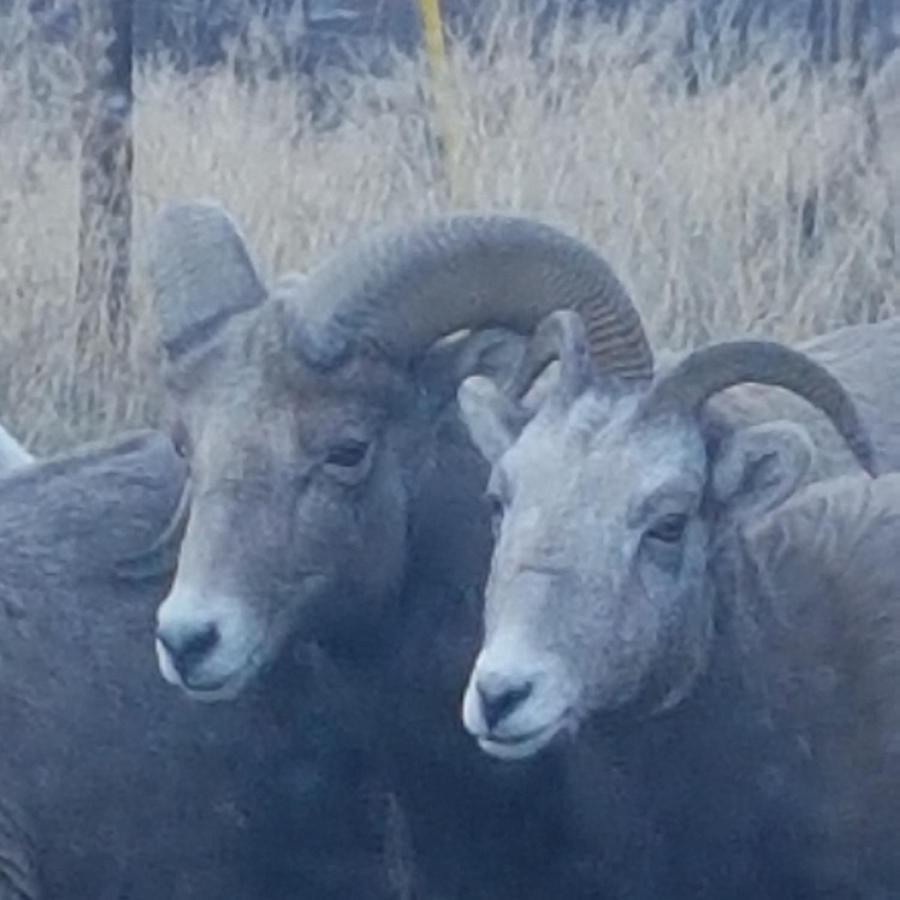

{"left": 298, "top": 214, "right": 654, "bottom": 382}
{"left": 147, "top": 202, "right": 267, "bottom": 359}
{"left": 642, "top": 340, "right": 877, "bottom": 475}
{"left": 508, "top": 310, "right": 593, "bottom": 398}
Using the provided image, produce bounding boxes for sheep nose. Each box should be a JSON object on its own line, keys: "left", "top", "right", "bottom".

{"left": 477, "top": 675, "right": 535, "bottom": 731}
{"left": 157, "top": 621, "right": 220, "bottom": 683}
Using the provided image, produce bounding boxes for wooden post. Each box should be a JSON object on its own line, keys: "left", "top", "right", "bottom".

{"left": 414, "top": 0, "right": 460, "bottom": 200}
{"left": 75, "top": 0, "right": 134, "bottom": 351}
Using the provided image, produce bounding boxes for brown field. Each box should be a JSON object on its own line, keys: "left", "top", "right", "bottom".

{"left": 0, "top": 1, "right": 897, "bottom": 453}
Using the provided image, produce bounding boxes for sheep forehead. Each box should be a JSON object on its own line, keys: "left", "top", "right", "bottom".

{"left": 179, "top": 300, "right": 410, "bottom": 442}
{"left": 195, "top": 377, "right": 389, "bottom": 464}
{"left": 184, "top": 402, "right": 299, "bottom": 498}
{"left": 505, "top": 391, "right": 707, "bottom": 525}
{"left": 177, "top": 291, "right": 404, "bottom": 402}
{"left": 505, "top": 389, "right": 629, "bottom": 469}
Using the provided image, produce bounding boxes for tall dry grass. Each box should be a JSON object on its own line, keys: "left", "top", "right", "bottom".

{"left": 0, "top": 2, "right": 897, "bottom": 453}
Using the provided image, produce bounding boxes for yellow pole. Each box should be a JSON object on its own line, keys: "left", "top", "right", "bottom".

{"left": 415, "top": 0, "right": 460, "bottom": 200}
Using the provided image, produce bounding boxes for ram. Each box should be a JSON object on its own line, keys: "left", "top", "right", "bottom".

{"left": 149, "top": 200, "right": 900, "bottom": 897}
{"left": 0, "top": 431, "right": 386, "bottom": 899}
{"left": 460, "top": 304, "right": 900, "bottom": 895}
{"left": 148, "top": 201, "right": 676, "bottom": 898}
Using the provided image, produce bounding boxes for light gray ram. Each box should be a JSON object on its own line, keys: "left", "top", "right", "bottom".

{"left": 148, "top": 201, "right": 900, "bottom": 897}
{"left": 0, "top": 430, "right": 391, "bottom": 899}
{"left": 459, "top": 302, "right": 900, "bottom": 895}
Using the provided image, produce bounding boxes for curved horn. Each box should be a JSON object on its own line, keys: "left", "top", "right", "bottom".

{"left": 508, "top": 310, "right": 594, "bottom": 399}
{"left": 147, "top": 201, "right": 267, "bottom": 359}
{"left": 299, "top": 214, "right": 654, "bottom": 382}
{"left": 643, "top": 340, "right": 877, "bottom": 475}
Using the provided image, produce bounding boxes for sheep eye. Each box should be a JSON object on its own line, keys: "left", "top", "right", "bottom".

{"left": 326, "top": 440, "right": 369, "bottom": 468}
{"left": 647, "top": 514, "right": 688, "bottom": 544}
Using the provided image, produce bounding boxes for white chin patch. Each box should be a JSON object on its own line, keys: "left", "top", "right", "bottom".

{"left": 461, "top": 680, "right": 487, "bottom": 737}
{"left": 180, "top": 678, "right": 246, "bottom": 704}
{"left": 156, "top": 639, "right": 183, "bottom": 687}
{"left": 154, "top": 638, "right": 254, "bottom": 703}
{"left": 477, "top": 718, "right": 565, "bottom": 761}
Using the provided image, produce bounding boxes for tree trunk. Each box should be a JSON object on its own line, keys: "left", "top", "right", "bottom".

{"left": 76, "top": 0, "right": 133, "bottom": 352}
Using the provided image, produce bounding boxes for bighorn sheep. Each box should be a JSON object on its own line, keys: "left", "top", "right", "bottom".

{"left": 459, "top": 304, "right": 900, "bottom": 894}
{"left": 0, "top": 423, "right": 32, "bottom": 471}
{"left": 147, "top": 202, "right": 675, "bottom": 898}
{"left": 0, "top": 431, "right": 390, "bottom": 899}
{"left": 148, "top": 200, "right": 900, "bottom": 897}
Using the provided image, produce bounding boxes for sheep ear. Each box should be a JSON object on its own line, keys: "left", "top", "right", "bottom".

{"left": 417, "top": 328, "right": 527, "bottom": 411}
{"left": 146, "top": 201, "right": 267, "bottom": 361}
{"left": 711, "top": 421, "right": 814, "bottom": 520}
{"left": 458, "top": 375, "right": 527, "bottom": 464}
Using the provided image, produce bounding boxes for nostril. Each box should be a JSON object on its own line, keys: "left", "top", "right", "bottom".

{"left": 157, "top": 622, "right": 220, "bottom": 679}
{"left": 181, "top": 624, "right": 220, "bottom": 665}
{"left": 478, "top": 679, "right": 535, "bottom": 731}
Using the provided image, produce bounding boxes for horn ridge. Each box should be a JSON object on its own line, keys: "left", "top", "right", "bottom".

{"left": 643, "top": 340, "right": 877, "bottom": 475}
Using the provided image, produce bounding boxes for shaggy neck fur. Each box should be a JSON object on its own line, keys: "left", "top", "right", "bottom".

{"left": 570, "top": 511, "right": 837, "bottom": 898}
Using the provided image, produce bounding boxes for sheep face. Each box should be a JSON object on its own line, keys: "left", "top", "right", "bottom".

{"left": 459, "top": 353, "right": 820, "bottom": 760}
{"left": 460, "top": 379, "right": 715, "bottom": 759}
{"left": 155, "top": 301, "right": 422, "bottom": 701}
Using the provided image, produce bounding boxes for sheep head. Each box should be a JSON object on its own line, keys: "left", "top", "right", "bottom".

{"left": 145, "top": 201, "right": 653, "bottom": 701}
{"left": 459, "top": 310, "right": 875, "bottom": 760}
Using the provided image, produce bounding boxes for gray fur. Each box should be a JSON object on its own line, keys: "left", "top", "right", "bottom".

{"left": 460, "top": 312, "right": 900, "bottom": 894}
{"left": 739, "top": 472, "right": 900, "bottom": 893}
{"left": 0, "top": 431, "right": 390, "bottom": 899}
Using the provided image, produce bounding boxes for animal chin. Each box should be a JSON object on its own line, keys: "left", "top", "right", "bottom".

{"left": 156, "top": 638, "right": 264, "bottom": 703}
{"left": 477, "top": 716, "right": 566, "bottom": 761}
{"left": 178, "top": 656, "right": 262, "bottom": 703}
{"left": 180, "top": 675, "right": 247, "bottom": 704}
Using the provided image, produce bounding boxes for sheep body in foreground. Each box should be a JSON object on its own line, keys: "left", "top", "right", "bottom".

{"left": 0, "top": 431, "right": 388, "bottom": 899}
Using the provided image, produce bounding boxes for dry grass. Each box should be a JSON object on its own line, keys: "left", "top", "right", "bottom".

{"left": 0, "top": 1, "right": 897, "bottom": 453}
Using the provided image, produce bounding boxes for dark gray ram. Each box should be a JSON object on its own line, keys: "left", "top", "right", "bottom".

{"left": 148, "top": 202, "right": 670, "bottom": 899}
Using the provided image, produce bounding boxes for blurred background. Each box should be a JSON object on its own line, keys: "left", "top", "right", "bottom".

{"left": 0, "top": 0, "right": 897, "bottom": 451}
